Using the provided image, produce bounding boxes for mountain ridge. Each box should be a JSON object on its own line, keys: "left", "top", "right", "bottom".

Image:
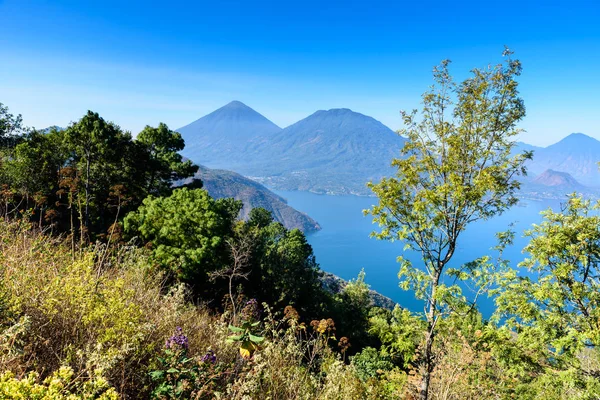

{"left": 181, "top": 164, "right": 321, "bottom": 233}
{"left": 518, "top": 133, "right": 600, "bottom": 187}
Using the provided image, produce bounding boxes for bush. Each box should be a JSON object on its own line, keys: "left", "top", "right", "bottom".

{"left": 0, "top": 367, "right": 118, "bottom": 399}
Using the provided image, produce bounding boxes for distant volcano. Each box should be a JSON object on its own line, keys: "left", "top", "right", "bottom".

{"left": 177, "top": 101, "right": 281, "bottom": 168}
{"left": 177, "top": 103, "right": 407, "bottom": 195}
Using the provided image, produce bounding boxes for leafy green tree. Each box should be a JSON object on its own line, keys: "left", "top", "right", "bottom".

{"left": 135, "top": 123, "right": 198, "bottom": 196}
{"left": 6, "top": 129, "right": 69, "bottom": 226}
{"left": 0, "top": 102, "right": 25, "bottom": 149}
{"left": 494, "top": 195, "right": 600, "bottom": 395}
{"left": 368, "top": 306, "right": 425, "bottom": 368}
{"left": 366, "top": 49, "right": 530, "bottom": 400}
{"left": 64, "top": 111, "right": 132, "bottom": 232}
{"left": 351, "top": 346, "right": 395, "bottom": 381}
{"left": 248, "top": 217, "right": 327, "bottom": 317}
{"left": 124, "top": 188, "right": 241, "bottom": 289}
{"left": 247, "top": 207, "right": 273, "bottom": 229}
{"left": 331, "top": 271, "right": 377, "bottom": 351}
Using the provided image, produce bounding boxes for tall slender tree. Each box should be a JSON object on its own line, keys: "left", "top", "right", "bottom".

{"left": 366, "top": 48, "right": 531, "bottom": 400}
{"left": 64, "top": 111, "right": 127, "bottom": 232}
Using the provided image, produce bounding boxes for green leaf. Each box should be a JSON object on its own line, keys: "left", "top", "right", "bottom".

{"left": 228, "top": 324, "right": 244, "bottom": 333}
{"left": 249, "top": 334, "right": 265, "bottom": 343}
{"left": 149, "top": 370, "right": 164, "bottom": 380}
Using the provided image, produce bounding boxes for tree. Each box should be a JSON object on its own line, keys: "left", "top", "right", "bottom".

{"left": 135, "top": 123, "right": 198, "bottom": 197}
{"left": 249, "top": 219, "right": 327, "bottom": 317}
{"left": 209, "top": 221, "right": 256, "bottom": 323}
{"left": 494, "top": 195, "right": 600, "bottom": 394}
{"left": 366, "top": 48, "right": 530, "bottom": 400}
{"left": 123, "top": 188, "right": 241, "bottom": 289}
{"left": 8, "top": 129, "right": 68, "bottom": 227}
{"left": 64, "top": 111, "right": 131, "bottom": 233}
{"left": 0, "top": 102, "right": 25, "bottom": 149}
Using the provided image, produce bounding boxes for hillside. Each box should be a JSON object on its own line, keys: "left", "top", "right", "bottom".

{"left": 532, "top": 169, "right": 585, "bottom": 188}
{"left": 178, "top": 101, "right": 282, "bottom": 169}
{"left": 519, "top": 169, "right": 598, "bottom": 199}
{"left": 183, "top": 165, "right": 321, "bottom": 233}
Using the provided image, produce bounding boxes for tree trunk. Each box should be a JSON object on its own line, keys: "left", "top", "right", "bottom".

{"left": 419, "top": 269, "right": 441, "bottom": 400}
{"left": 85, "top": 153, "right": 90, "bottom": 230}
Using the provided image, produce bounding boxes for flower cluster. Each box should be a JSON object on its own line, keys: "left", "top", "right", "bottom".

{"left": 240, "top": 298, "right": 261, "bottom": 321}
{"left": 310, "top": 318, "right": 336, "bottom": 335}
{"left": 338, "top": 336, "right": 351, "bottom": 354}
{"left": 283, "top": 305, "right": 300, "bottom": 323}
{"left": 165, "top": 327, "right": 189, "bottom": 350}
{"left": 201, "top": 349, "right": 217, "bottom": 363}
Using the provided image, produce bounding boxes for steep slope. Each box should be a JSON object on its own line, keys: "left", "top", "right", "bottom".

{"left": 183, "top": 165, "right": 320, "bottom": 233}
{"left": 240, "top": 108, "right": 407, "bottom": 195}
{"left": 526, "top": 133, "right": 600, "bottom": 186}
{"left": 177, "top": 101, "right": 282, "bottom": 168}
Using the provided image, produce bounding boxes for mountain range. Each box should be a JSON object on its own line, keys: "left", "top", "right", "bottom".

{"left": 178, "top": 101, "right": 600, "bottom": 199}
{"left": 179, "top": 101, "right": 405, "bottom": 195}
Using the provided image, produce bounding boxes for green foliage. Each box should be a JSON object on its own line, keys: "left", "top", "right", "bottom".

{"left": 495, "top": 195, "right": 600, "bottom": 381}
{"left": 0, "top": 107, "right": 197, "bottom": 239}
{"left": 124, "top": 188, "right": 241, "bottom": 284}
{"left": 245, "top": 214, "right": 328, "bottom": 317}
{"left": 331, "top": 270, "right": 376, "bottom": 351}
{"left": 351, "top": 347, "right": 395, "bottom": 380}
{"left": 368, "top": 306, "right": 424, "bottom": 368}
{"left": 365, "top": 48, "right": 530, "bottom": 398}
{"left": 226, "top": 321, "right": 265, "bottom": 359}
{"left": 0, "top": 102, "right": 25, "bottom": 149}
{"left": 136, "top": 123, "right": 198, "bottom": 197}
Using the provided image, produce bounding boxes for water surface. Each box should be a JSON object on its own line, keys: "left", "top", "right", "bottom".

{"left": 275, "top": 190, "right": 563, "bottom": 316}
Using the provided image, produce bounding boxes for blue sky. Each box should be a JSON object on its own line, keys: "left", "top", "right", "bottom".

{"left": 1, "top": 0, "right": 599, "bottom": 146}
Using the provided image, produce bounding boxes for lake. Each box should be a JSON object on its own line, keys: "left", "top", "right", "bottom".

{"left": 275, "top": 190, "right": 564, "bottom": 316}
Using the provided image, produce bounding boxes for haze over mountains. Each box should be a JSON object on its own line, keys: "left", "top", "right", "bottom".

{"left": 178, "top": 101, "right": 600, "bottom": 199}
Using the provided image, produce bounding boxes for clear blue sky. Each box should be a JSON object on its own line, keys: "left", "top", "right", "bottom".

{"left": 1, "top": 0, "right": 599, "bottom": 146}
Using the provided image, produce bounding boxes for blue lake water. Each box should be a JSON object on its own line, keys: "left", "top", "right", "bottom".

{"left": 275, "top": 190, "right": 564, "bottom": 317}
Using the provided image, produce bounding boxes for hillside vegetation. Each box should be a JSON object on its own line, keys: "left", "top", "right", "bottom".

{"left": 181, "top": 165, "right": 321, "bottom": 233}
{"left": 1, "top": 51, "right": 600, "bottom": 399}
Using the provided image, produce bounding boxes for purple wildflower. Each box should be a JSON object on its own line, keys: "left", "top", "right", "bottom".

{"left": 201, "top": 350, "right": 217, "bottom": 363}
{"left": 165, "top": 327, "right": 189, "bottom": 350}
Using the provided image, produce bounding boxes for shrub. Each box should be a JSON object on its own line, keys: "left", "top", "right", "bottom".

{"left": 0, "top": 367, "right": 118, "bottom": 399}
